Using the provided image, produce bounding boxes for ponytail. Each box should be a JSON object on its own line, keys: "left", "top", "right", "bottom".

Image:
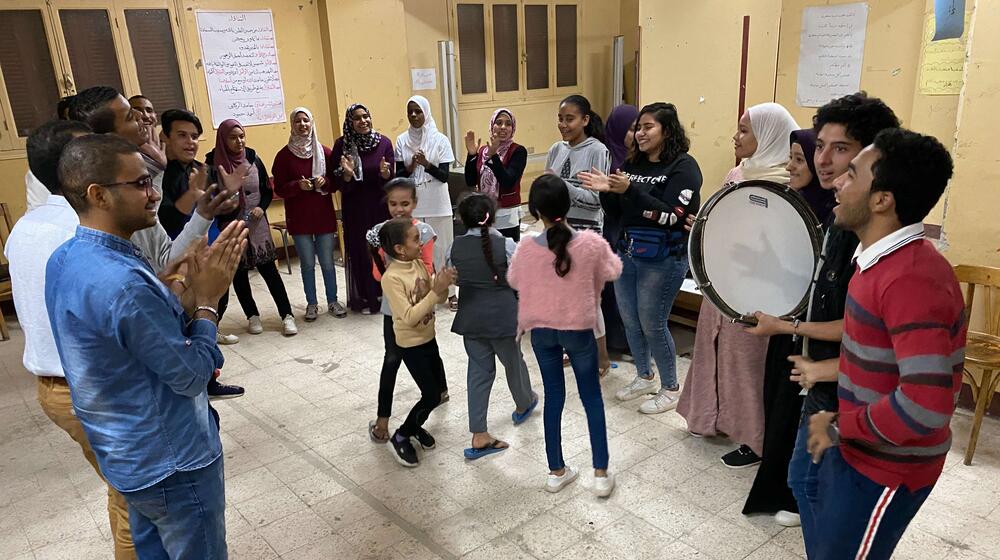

{"left": 528, "top": 174, "right": 573, "bottom": 277}
{"left": 561, "top": 94, "right": 605, "bottom": 143}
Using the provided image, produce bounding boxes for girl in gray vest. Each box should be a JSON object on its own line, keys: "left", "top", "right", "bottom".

{"left": 450, "top": 194, "right": 538, "bottom": 459}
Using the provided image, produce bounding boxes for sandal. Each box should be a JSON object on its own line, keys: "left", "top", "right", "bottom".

{"left": 368, "top": 419, "right": 389, "bottom": 444}
{"left": 463, "top": 439, "right": 509, "bottom": 460}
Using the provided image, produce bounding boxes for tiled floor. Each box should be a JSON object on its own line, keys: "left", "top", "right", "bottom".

{"left": 2, "top": 260, "right": 1000, "bottom": 559}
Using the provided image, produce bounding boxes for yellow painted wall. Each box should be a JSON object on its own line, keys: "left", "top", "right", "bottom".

{"left": 776, "top": 1, "right": 924, "bottom": 130}
{"left": 402, "top": 0, "right": 621, "bottom": 160}
{"left": 637, "top": 0, "right": 782, "bottom": 193}
{"left": 940, "top": 0, "right": 1000, "bottom": 268}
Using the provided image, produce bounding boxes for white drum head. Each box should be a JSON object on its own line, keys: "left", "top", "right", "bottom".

{"left": 692, "top": 182, "right": 820, "bottom": 320}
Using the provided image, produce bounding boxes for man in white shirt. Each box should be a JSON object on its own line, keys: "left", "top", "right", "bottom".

{"left": 7, "top": 120, "right": 136, "bottom": 560}
{"left": 6, "top": 118, "right": 247, "bottom": 558}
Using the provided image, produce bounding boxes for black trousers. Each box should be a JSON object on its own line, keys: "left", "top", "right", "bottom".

{"left": 219, "top": 260, "right": 292, "bottom": 320}
{"left": 378, "top": 316, "right": 449, "bottom": 419}
{"left": 396, "top": 337, "right": 447, "bottom": 437}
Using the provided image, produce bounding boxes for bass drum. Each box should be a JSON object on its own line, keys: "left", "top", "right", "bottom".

{"left": 688, "top": 180, "right": 824, "bottom": 325}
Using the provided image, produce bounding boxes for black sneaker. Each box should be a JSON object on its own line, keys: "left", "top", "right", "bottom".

{"left": 412, "top": 428, "right": 436, "bottom": 450}
{"left": 387, "top": 431, "right": 419, "bottom": 467}
{"left": 721, "top": 445, "right": 762, "bottom": 469}
{"left": 207, "top": 380, "right": 245, "bottom": 400}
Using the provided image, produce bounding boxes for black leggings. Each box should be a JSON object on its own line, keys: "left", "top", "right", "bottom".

{"left": 218, "top": 260, "right": 292, "bottom": 320}
{"left": 377, "top": 315, "right": 449, "bottom": 419}
{"left": 396, "top": 337, "right": 447, "bottom": 438}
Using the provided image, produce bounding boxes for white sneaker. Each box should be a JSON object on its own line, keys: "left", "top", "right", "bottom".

{"left": 282, "top": 315, "right": 298, "bottom": 336}
{"left": 545, "top": 466, "right": 578, "bottom": 493}
{"left": 247, "top": 316, "right": 263, "bottom": 334}
{"left": 775, "top": 510, "right": 801, "bottom": 527}
{"left": 639, "top": 388, "right": 680, "bottom": 414}
{"left": 593, "top": 473, "right": 615, "bottom": 498}
{"left": 616, "top": 376, "right": 657, "bottom": 401}
{"left": 216, "top": 332, "right": 239, "bottom": 345}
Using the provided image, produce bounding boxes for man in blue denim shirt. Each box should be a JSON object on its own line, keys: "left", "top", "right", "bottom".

{"left": 45, "top": 134, "right": 246, "bottom": 559}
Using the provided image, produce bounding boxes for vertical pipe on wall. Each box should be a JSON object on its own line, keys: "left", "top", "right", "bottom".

{"left": 612, "top": 35, "right": 624, "bottom": 107}
{"left": 438, "top": 40, "right": 461, "bottom": 168}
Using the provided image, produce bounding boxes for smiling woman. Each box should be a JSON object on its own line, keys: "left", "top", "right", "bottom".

{"left": 331, "top": 103, "right": 396, "bottom": 315}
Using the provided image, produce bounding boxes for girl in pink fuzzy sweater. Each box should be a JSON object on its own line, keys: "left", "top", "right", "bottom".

{"left": 507, "top": 174, "right": 622, "bottom": 498}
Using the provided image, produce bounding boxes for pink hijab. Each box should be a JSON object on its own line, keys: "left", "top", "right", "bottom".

{"left": 477, "top": 108, "right": 516, "bottom": 200}
{"left": 212, "top": 119, "right": 246, "bottom": 174}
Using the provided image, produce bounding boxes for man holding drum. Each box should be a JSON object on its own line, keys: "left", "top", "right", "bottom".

{"left": 806, "top": 128, "right": 963, "bottom": 559}
{"left": 744, "top": 93, "right": 900, "bottom": 549}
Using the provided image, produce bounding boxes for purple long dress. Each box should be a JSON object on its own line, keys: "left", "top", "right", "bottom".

{"left": 330, "top": 136, "right": 393, "bottom": 313}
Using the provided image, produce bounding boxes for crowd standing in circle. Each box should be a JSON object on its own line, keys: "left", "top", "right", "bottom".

{"left": 5, "top": 84, "right": 966, "bottom": 560}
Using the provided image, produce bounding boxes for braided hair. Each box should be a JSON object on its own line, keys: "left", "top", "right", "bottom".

{"left": 457, "top": 193, "right": 501, "bottom": 283}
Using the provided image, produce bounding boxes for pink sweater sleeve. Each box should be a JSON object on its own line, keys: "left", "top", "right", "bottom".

{"left": 597, "top": 238, "right": 623, "bottom": 283}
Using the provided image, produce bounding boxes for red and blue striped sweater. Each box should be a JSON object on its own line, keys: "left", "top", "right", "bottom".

{"left": 838, "top": 229, "right": 966, "bottom": 490}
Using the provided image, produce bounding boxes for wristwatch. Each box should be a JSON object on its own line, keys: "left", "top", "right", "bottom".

{"left": 826, "top": 413, "right": 840, "bottom": 445}
{"left": 791, "top": 318, "right": 802, "bottom": 341}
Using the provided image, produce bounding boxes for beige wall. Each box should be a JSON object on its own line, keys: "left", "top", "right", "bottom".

{"left": 621, "top": 0, "right": 639, "bottom": 106}
{"left": 637, "top": 0, "right": 782, "bottom": 193}
{"left": 402, "top": 0, "right": 621, "bottom": 161}
{"left": 941, "top": 0, "right": 1000, "bottom": 268}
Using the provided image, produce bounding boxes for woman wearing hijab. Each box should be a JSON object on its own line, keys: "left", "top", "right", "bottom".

{"left": 676, "top": 102, "right": 798, "bottom": 467}
{"left": 273, "top": 107, "right": 346, "bottom": 322}
{"left": 464, "top": 108, "right": 526, "bottom": 241}
{"left": 331, "top": 103, "right": 395, "bottom": 314}
{"left": 395, "top": 95, "right": 457, "bottom": 308}
{"left": 741, "top": 128, "right": 835, "bottom": 525}
{"left": 210, "top": 118, "right": 297, "bottom": 336}
{"left": 599, "top": 104, "right": 640, "bottom": 356}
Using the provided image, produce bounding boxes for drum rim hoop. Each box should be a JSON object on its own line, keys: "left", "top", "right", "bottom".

{"left": 687, "top": 179, "right": 825, "bottom": 323}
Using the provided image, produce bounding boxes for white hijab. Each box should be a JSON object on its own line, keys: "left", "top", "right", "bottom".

{"left": 287, "top": 107, "right": 326, "bottom": 178}
{"left": 740, "top": 102, "right": 798, "bottom": 182}
{"left": 394, "top": 95, "right": 455, "bottom": 185}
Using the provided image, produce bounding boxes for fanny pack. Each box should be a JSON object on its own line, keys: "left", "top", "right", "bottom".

{"left": 619, "top": 227, "right": 685, "bottom": 261}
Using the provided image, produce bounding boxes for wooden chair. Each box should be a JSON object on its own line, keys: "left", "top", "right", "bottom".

{"left": 270, "top": 221, "right": 293, "bottom": 275}
{"left": 954, "top": 264, "right": 1000, "bottom": 465}
{"left": 0, "top": 203, "right": 15, "bottom": 341}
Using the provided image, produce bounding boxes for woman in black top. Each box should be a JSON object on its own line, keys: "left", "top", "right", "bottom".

{"left": 581, "top": 102, "right": 702, "bottom": 415}
{"left": 464, "top": 108, "right": 526, "bottom": 241}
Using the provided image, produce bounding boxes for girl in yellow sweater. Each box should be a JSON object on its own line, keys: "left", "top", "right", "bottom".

{"left": 378, "top": 217, "right": 457, "bottom": 467}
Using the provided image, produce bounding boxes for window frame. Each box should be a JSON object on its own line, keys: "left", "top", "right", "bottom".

{"left": 451, "top": 0, "right": 580, "bottom": 108}
{"left": 0, "top": 0, "right": 193, "bottom": 158}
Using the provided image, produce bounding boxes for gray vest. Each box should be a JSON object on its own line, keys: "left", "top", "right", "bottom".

{"left": 450, "top": 233, "right": 518, "bottom": 338}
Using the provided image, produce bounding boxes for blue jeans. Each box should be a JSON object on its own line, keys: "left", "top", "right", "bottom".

{"left": 789, "top": 414, "right": 821, "bottom": 558}
{"left": 813, "top": 448, "right": 932, "bottom": 559}
{"left": 122, "top": 456, "right": 227, "bottom": 560}
{"left": 292, "top": 233, "right": 338, "bottom": 305}
{"left": 531, "top": 328, "right": 609, "bottom": 471}
{"left": 613, "top": 253, "right": 688, "bottom": 388}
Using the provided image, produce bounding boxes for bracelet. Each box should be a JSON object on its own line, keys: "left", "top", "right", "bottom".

{"left": 194, "top": 305, "right": 219, "bottom": 322}
{"left": 791, "top": 318, "right": 802, "bottom": 341}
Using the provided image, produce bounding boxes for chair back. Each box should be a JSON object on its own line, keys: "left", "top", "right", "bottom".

{"left": 954, "top": 265, "right": 1000, "bottom": 337}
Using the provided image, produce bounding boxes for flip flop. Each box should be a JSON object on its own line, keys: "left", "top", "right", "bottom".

{"left": 512, "top": 394, "right": 539, "bottom": 425}
{"left": 369, "top": 420, "right": 389, "bottom": 444}
{"left": 463, "top": 439, "right": 509, "bottom": 460}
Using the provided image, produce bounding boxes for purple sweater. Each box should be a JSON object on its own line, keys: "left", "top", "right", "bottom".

{"left": 507, "top": 229, "right": 622, "bottom": 333}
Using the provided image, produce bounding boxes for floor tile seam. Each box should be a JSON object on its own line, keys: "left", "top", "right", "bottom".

{"left": 226, "top": 400, "right": 459, "bottom": 560}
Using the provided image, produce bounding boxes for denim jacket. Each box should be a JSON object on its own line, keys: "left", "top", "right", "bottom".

{"left": 45, "top": 226, "right": 224, "bottom": 492}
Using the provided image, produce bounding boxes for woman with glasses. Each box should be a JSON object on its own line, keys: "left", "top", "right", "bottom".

{"left": 330, "top": 103, "right": 395, "bottom": 315}
{"left": 210, "top": 118, "right": 297, "bottom": 336}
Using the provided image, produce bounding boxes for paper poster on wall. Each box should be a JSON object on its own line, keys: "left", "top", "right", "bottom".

{"left": 411, "top": 68, "right": 437, "bottom": 91}
{"left": 196, "top": 10, "right": 285, "bottom": 128}
{"left": 919, "top": 11, "right": 970, "bottom": 95}
{"left": 795, "top": 3, "right": 869, "bottom": 108}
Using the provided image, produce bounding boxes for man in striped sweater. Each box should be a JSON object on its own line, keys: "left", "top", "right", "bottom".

{"left": 807, "top": 127, "right": 965, "bottom": 559}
